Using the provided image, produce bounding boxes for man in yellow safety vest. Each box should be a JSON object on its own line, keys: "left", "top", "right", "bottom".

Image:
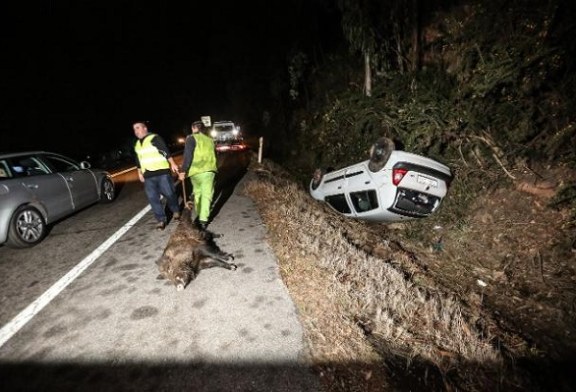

{"left": 179, "top": 120, "right": 217, "bottom": 231}
{"left": 133, "top": 120, "right": 181, "bottom": 230}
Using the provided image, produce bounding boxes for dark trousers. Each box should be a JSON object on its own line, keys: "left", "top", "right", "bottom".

{"left": 144, "top": 174, "right": 180, "bottom": 223}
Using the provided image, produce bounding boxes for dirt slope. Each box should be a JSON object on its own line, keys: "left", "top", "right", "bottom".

{"left": 244, "top": 159, "right": 576, "bottom": 391}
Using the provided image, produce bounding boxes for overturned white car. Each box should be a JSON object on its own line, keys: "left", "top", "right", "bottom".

{"left": 310, "top": 138, "right": 453, "bottom": 222}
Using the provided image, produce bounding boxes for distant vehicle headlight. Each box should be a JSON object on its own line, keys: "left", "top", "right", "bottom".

{"left": 210, "top": 129, "right": 217, "bottom": 137}
{"left": 232, "top": 129, "right": 239, "bottom": 136}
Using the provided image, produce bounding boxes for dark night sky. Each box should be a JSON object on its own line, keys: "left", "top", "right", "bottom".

{"left": 0, "top": 0, "right": 340, "bottom": 159}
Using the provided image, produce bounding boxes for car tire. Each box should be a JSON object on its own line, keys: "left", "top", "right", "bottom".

{"left": 6, "top": 205, "right": 47, "bottom": 248}
{"left": 311, "top": 168, "right": 325, "bottom": 190}
{"left": 368, "top": 137, "right": 395, "bottom": 172}
{"left": 100, "top": 177, "right": 115, "bottom": 203}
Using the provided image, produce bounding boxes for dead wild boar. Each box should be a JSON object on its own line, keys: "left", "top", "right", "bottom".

{"left": 156, "top": 210, "right": 237, "bottom": 291}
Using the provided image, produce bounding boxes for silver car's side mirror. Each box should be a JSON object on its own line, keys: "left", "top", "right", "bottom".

{"left": 80, "top": 161, "right": 91, "bottom": 169}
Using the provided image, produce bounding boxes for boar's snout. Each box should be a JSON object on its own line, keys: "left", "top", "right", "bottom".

{"left": 174, "top": 274, "right": 190, "bottom": 291}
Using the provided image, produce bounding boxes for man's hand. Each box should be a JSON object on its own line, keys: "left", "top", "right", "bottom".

{"left": 138, "top": 171, "right": 145, "bottom": 183}
{"left": 178, "top": 172, "right": 185, "bottom": 181}
{"left": 168, "top": 158, "right": 179, "bottom": 174}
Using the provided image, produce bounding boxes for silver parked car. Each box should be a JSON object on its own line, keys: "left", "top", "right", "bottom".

{"left": 310, "top": 138, "right": 453, "bottom": 222}
{"left": 0, "top": 151, "right": 115, "bottom": 248}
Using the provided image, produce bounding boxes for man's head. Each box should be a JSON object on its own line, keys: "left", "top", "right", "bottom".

{"left": 133, "top": 121, "right": 149, "bottom": 139}
{"left": 191, "top": 120, "right": 204, "bottom": 134}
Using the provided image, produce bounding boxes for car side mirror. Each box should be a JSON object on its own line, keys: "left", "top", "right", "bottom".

{"left": 80, "top": 161, "right": 91, "bottom": 169}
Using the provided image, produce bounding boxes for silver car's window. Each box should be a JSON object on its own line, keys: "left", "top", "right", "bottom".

{"left": 41, "top": 155, "right": 80, "bottom": 173}
{"left": 11, "top": 156, "right": 50, "bottom": 177}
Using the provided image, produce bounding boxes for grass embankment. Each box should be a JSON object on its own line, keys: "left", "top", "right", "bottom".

{"left": 242, "top": 160, "right": 523, "bottom": 392}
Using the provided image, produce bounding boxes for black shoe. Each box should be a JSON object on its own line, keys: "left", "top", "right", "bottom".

{"left": 173, "top": 212, "right": 181, "bottom": 221}
{"left": 197, "top": 221, "right": 208, "bottom": 231}
{"left": 156, "top": 221, "right": 166, "bottom": 231}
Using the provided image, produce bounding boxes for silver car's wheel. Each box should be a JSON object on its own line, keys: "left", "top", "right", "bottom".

{"left": 7, "top": 206, "right": 46, "bottom": 248}
{"left": 100, "top": 177, "right": 115, "bottom": 203}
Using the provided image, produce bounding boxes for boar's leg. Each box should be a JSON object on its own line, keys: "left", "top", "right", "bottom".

{"left": 198, "top": 243, "right": 234, "bottom": 262}
{"left": 198, "top": 246, "right": 237, "bottom": 270}
{"left": 201, "top": 258, "right": 238, "bottom": 271}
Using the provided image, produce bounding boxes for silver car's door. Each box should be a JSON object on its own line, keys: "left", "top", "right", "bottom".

{"left": 11, "top": 155, "right": 73, "bottom": 222}
{"left": 67, "top": 169, "right": 99, "bottom": 208}
{"left": 40, "top": 154, "right": 99, "bottom": 209}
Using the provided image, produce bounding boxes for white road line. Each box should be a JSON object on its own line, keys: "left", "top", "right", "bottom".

{"left": 0, "top": 205, "right": 152, "bottom": 349}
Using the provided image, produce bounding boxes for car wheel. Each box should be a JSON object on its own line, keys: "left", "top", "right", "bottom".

{"left": 311, "top": 168, "right": 325, "bottom": 190}
{"left": 6, "top": 205, "right": 47, "bottom": 248}
{"left": 368, "top": 137, "right": 395, "bottom": 172}
{"left": 100, "top": 177, "right": 115, "bottom": 203}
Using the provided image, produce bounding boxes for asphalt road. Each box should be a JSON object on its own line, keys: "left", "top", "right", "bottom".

{"left": 0, "top": 152, "right": 320, "bottom": 391}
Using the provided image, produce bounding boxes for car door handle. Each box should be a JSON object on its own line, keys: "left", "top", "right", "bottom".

{"left": 23, "top": 183, "right": 38, "bottom": 189}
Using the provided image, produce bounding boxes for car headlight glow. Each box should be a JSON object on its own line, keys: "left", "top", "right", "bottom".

{"left": 210, "top": 130, "right": 217, "bottom": 137}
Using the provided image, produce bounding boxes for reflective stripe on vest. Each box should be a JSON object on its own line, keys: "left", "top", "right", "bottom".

{"left": 134, "top": 134, "right": 170, "bottom": 173}
{"left": 187, "top": 133, "right": 217, "bottom": 177}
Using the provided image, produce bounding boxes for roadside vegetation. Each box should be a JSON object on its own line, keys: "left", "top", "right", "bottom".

{"left": 246, "top": 0, "right": 575, "bottom": 390}
{"left": 244, "top": 163, "right": 506, "bottom": 391}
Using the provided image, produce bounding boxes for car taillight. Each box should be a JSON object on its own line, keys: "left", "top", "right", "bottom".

{"left": 392, "top": 168, "right": 408, "bottom": 186}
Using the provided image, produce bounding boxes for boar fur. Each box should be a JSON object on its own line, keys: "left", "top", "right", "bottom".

{"left": 156, "top": 209, "right": 236, "bottom": 291}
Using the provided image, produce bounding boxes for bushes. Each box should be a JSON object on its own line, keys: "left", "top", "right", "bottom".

{"left": 288, "top": 0, "right": 575, "bottom": 178}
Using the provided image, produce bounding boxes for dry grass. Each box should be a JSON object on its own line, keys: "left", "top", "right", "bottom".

{"left": 242, "top": 161, "right": 510, "bottom": 391}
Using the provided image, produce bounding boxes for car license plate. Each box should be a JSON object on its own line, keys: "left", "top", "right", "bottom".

{"left": 417, "top": 175, "right": 438, "bottom": 187}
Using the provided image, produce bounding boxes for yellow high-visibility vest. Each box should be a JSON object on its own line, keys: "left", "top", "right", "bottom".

{"left": 134, "top": 134, "right": 170, "bottom": 173}
{"left": 187, "top": 133, "right": 217, "bottom": 177}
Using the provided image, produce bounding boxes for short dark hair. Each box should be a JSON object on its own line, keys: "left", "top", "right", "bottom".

{"left": 132, "top": 120, "right": 150, "bottom": 127}
{"left": 191, "top": 120, "right": 203, "bottom": 128}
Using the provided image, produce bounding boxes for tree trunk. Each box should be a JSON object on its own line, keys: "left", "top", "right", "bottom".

{"left": 411, "top": 0, "right": 421, "bottom": 71}
{"left": 396, "top": 32, "right": 404, "bottom": 73}
{"left": 364, "top": 52, "right": 372, "bottom": 97}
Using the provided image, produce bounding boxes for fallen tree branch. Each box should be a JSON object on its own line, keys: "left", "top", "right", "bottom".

{"left": 516, "top": 181, "right": 556, "bottom": 199}
{"left": 492, "top": 153, "right": 516, "bottom": 180}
